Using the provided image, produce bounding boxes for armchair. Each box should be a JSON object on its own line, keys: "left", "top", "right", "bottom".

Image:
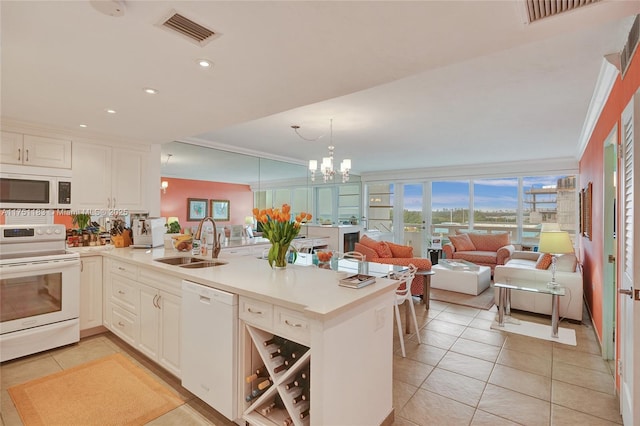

{"left": 354, "top": 235, "right": 432, "bottom": 296}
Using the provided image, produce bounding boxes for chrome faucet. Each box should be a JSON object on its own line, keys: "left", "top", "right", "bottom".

{"left": 195, "top": 217, "right": 221, "bottom": 259}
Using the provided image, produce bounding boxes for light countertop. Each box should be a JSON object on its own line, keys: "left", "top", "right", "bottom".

{"left": 103, "top": 247, "right": 398, "bottom": 321}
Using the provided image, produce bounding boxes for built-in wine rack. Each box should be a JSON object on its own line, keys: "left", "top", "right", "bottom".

{"left": 243, "top": 325, "right": 311, "bottom": 426}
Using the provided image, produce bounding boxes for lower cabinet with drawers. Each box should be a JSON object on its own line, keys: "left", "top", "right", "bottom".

{"left": 103, "top": 258, "right": 182, "bottom": 378}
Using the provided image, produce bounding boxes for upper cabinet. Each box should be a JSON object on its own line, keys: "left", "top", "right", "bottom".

{"left": 0, "top": 131, "right": 71, "bottom": 168}
{"left": 73, "top": 142, "right": 148, "bottom": 212}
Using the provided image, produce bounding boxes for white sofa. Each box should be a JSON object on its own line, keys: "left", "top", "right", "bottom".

{"left": 493, "top": 251, "right": 583, "bottom": 322}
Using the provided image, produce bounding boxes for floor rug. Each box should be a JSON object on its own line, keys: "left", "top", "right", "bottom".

{"left": 430, "top": 286, "right": 496, "bottom": 310}
{"left": 490, "top": 318, "right": 577, "bottom": 346}
{"left": 8, "top": 353, "right": 183, "bottom": 426}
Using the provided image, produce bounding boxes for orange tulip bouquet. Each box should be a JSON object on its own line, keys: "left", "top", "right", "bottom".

{"left": 253, "top": 204, "right": 312, "bottom": 268}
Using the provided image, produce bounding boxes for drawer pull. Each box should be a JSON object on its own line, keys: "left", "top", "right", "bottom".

{"left": 117, "top": 321, "right": 125, "bottom": 327}
{"left": 285, "top": 319, "right": 303, "bottom": 328}
{"left": 247, "top": 308, "right": 263, "bottom": 315}
{"left": 117, "top": 266, "right": 125, "bottom": 271}
{"left": 118, "top": 290, "right": 125, "bottom": 295}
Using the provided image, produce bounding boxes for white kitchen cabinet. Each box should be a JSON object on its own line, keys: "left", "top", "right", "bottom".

{"left": 136, "top": 266, "right": 182, "bottom": 377}
{"left": 138, "top": 283, "right": 181, "bottom": 377}
{"left": 72, "top": 142, "right": 148, "bottom": 212}
{"left": 239, "top": 291, "right": 393, "bottom": 426}
{"left": 79, "top": 255, "right": 103, "bottom": 331}
{"left": 0, "top": 131, "right": 71, "bottom": 168}
{"left": 103, "top": 258, "right": 182, "bottom": 378}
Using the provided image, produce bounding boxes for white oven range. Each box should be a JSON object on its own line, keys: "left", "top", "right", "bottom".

{"left": 0, "top": 224, "right": 80, "bottom": 362}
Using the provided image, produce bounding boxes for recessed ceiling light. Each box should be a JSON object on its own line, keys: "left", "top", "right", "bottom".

{"left": 143, "top": 87, "right": 158, "bottom": 95}
{"left": 105, "top": 108, "right": 117, "bottom": 114}
{"left": 79, "top": 124, "right": 88, "bottom": 128}
{"left": 197, "top": 59, "right": 213, "bottom": 68}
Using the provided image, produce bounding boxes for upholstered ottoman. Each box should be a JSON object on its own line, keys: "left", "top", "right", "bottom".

{"left": 431, "top": 263, "right": 491, "bottom": 295}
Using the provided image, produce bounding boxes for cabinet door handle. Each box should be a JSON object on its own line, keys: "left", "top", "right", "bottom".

{"left": 113, "top": 198, "right": 116, "bottom": 207}
{"left": 25, "top": 149, "right": 29, "bottom": 162}
{"left": 247, "top": 308, "right": 263, "bottom": 315}
{"left": 80, "top": 260, "right": 84, "bottom": 272}
{"left": 285, "top": 319, "right": 303, "bottom": 328}
{"left": 17, "top": 148, "right": 21, "bottom": 161}
{"left": 107, "top": 197, "right": 111, "bottom": 208}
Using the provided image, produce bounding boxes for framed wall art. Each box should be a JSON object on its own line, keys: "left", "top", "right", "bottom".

{"left": 187, "top": 198, "right": 208, "bottom": 221}
{"left": 581, "top": 182, "right": 592, "bottom": 241}
{"left": 211, "top": 199, "right": 230, "bottom": 221}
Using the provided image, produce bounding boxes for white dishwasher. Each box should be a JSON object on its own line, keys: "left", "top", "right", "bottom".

{"left": 181, "top": 280, "right": 238, "bottom": 420}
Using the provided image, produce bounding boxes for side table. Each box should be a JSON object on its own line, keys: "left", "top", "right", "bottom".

{"left": 494, "top": 281, "right": 565, "bottom": 338}
{"left": 416, "top": 270, "right": 435, "bottom": 310}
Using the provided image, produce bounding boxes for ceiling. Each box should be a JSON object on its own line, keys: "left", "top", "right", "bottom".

{"left": 2, "top": 1, "right": 638, "bottom": 183}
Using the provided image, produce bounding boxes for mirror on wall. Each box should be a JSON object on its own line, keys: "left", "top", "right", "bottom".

{"left": 160, "top": 141, "right": 360, "bottom": 225}
{"left": 160, "top": 141, "right": 308, "bottom": 186}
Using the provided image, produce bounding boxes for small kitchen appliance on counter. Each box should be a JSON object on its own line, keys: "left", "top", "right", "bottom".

{"left": 132, "top": 218, "right": 166, "bottom": 248}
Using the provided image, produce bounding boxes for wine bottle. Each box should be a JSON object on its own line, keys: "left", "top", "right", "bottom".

{"left": 292, "top": 392, "right": 308, "bottom": 405}
{"left": 293, "top": 368, "right": 310, "bottom": 387}
{"left": 263, "top": 336, "right": 280, "bottom": 346}
{"left": 299, "top": 408, "right": 310, "bottom": 419}
{"left": 284, "top": 379, "right": 298, "bottom": 390}
{"left": 284, "top": 355, "right": 297, "bottom": 368}
{"left": 258, "top": 401, "right": 276, "bottom": 416}
{"left": 283, "top": 417, "right": 294, "bottom": 426}
{"left": 245, "top": 387, "right": 267, "bottom": 402}
{"left": 268, "top": 349, "right": 280, "bottom": 359}
{"left": 273, "top": 363, "right": 287, "bottom": 374}
{"left": 257, "top": 377, "right": 272, "bottom": 391}
{"left": 245, "top": 365, "right": 267, "bottom": 383}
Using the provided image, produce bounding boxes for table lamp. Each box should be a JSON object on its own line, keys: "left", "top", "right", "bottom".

{"left": 538, "top": 231, "right": 574, "bottom": 288}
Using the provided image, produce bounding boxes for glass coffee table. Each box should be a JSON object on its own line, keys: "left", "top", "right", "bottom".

{"left": 494, "top": 281, "right": 565, "bottom": 338}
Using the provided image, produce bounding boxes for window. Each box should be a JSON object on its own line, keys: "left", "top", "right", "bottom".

{"left": 431, "top": 180, "right": 470, "bottom": 239}
{"left": 523, "top": 175, "right": 577, "bottom": 247}
{"left": 367, "top": 183, "right": 394, "bottom": 238}
{"left": 338, "top": 184, "right": 361, "bottom": 224}
{"left": 473, "top": 178, "right": 518, "bottom": 241}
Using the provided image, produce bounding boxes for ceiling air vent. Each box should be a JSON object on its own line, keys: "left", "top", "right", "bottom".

{"left": 621, "top": 15, "right": 639, "bottom": 76}
{"left": 160, "top": 11, "right": 218, "bottom": 46}
{"left": 524, "top": 0, "right": 601, "bottom": 24}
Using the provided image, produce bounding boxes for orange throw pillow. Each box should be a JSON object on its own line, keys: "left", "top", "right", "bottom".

{"left": 536, "top": 253, "right": 553, "bottom": 270}
{"left": 359, "top": 235, "right": 393, "bottom": 258}
{"left": 449, "top": 234, "right": 476, "bottom": 252}
{"left": 375, "top": 241, "right": 393, "bottom": 258}
{"left": 389, "top": 243, "right": 413, "bottom": 258}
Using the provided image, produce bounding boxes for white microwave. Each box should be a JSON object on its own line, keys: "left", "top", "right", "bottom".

{"left": 0, "top": 173, "right": 71, "bottom": 209}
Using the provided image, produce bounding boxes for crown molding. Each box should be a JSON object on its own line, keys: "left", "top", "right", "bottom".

{"left": 576, "top": 58, "right": 619, "bottom": 159}
{"left": 179, "top": 136, "right": 306, "bottom": 166}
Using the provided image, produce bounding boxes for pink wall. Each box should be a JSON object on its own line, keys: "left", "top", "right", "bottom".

{"left": 160, "top": 177, "right": 253, "bottom": 232}
{"left": 579, "top": 46, "right": 639, "bottom": 364}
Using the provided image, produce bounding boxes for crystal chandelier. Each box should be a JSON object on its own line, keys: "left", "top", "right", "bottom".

{"left": 302, "top": 119, "right": 351, "bottom": 183}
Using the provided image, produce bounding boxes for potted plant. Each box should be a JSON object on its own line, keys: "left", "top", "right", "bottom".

{"left": 164, "top": 219, "right": 185, "bottom": 249}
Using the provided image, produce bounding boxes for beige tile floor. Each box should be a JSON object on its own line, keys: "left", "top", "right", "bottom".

{"left": 0, "top": 299, "right": 622, "bottom": 426}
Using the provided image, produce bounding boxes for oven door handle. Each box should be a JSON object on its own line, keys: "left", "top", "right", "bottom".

{"left": 0, "top": 259, "right": 80, "bottom": 275}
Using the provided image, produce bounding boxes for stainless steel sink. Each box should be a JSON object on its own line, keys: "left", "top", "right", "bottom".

{"left": 154, "top": 256, "right": 227, "bottom": 268}
{"left": 179, "top": 260, "right": 228, "bottom": 269}
{"left": 154, "top": 256, "right": 205, "bottom": 265}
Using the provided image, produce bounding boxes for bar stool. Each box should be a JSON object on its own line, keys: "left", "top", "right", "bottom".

{"left": 390, "top": 264, "right": 420, "bottom": 357}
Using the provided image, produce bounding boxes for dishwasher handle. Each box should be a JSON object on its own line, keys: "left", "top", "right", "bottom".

{"left": 182, "top": 280, "right": 238, "bottom": 306}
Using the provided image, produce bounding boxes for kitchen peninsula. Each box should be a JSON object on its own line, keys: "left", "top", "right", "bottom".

{"left": 100, "top": 246, "right": 397, "bottom": 426}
